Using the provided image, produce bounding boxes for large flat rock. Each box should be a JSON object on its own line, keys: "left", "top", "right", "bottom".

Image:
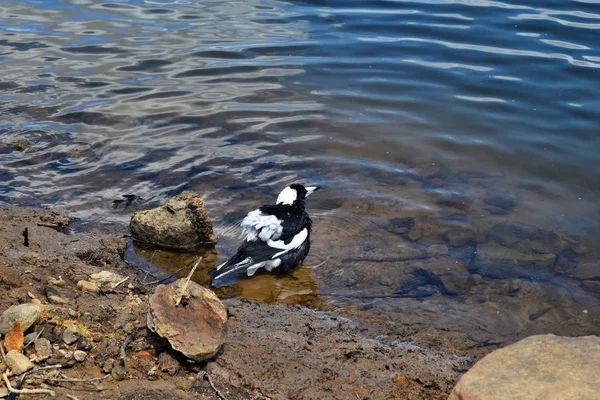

{"left": 450, "top": 334, "right": 600, "bottom": 400}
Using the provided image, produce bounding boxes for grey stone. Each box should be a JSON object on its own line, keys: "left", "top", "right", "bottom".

{"left": 147, "top": 279, "right": 227, "bottom": 361}
{"left": 74, "top": 350, "right": 87, "bottom": 362}
{"left": 23, "top": 332, "right": 38, "bottom": 346}
{"left": 472, "top": 242, "right": 556, "bottom": 279}
{"left": 484, "top": 190, "right": 517, "bottom": 211}
{"left": 130, "top": 191, "right": 217, "bottom": 251}
{"left": 5, "top": 350, "right": 34, "bottom": 375}
{"left": 441, "top": 229, "right": 475, "bottom": 247}
{"left": 89, "top": 271, "right": 125, "bottom": 288}
{"left": 449, "top": 334, "right": 600, "bottom": 400}
{"left": 34, "top": 338, "right": 53, "bottom": 361}
{"left": 0, "top": 303, "right": 42, "bottom": 335}
{"left": 62, "top": 325, "right": 81, "bottom": 345}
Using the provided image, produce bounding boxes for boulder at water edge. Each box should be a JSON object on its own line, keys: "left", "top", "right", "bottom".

{"left": 130, "top": 191, "right": 218, "bottom": 251}
{"left": 147, "top": 279, "right": 227, "bottom": 361}
{"left": 449, "top": 334, "right": 600, "bottom": 400}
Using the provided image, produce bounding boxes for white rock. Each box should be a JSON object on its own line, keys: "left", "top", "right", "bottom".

{"left": 6, "top": 350, "right": 34, "bottom": 375}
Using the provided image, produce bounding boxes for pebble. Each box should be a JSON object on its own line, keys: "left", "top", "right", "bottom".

{"left": 58, "top": 349, "right": 73, "bottom": 359}
{"left": 23, "top": 332, "right": 38, "bottom": 346}
{"left": 89, "top": 271, "right": 125, "bottom": 288}
{"left": 62, "top": 324, "right": 82, "bottom": 345}
{"left": 427, "top": 244, "right": 448, "bottom": 256}
{"left": 74, "top": 350, "right": 87, "bottom": 362}
{"left": 48, "top": 295, "right": 70, "bottom": 305}
{"left": 77, "top": 280, "right": 99, "bottom": 292}
{"left": 441, "top": 229, "right": 475, "bottom": 247}
{"left": 0, "top": 302, "right": 42, "bottom": 335}
{"left": 34, "top": 338, "right": 53, "bottom": 361}
{"left": 6, "top": 350, "right": 34, "bottom": 374}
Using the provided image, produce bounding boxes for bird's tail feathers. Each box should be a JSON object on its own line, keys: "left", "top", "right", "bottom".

{"left": 208, "top": 255, "right": 253, "bottom": 285}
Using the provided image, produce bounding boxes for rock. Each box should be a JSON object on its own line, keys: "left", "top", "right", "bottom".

{"left": 484, "top": 190, "right": 517, "bottom": 214}
{"left": 23, "top": 332, "right": 38, "bottom": 346}
{"left": 147, "top": 279, "right": 227, "bottom": 361}
{"left": 130, "top": 191, "right": 217, "bottom": 250}
{"left": 472, "top": 242, "right": 556, "bottom": 279}
{"left": 0, "top": 386, "right": 8, "bottom": 398}
{"left": 487, "top": 221, "right": 575, "bottom": 254}
{"left": 5, "top": 350, "right": 34, "bottom": 375}
{"left": 77, "top": 280, "right": 99, "bottom": 292}
{"left": 380, "top": 217, "right": 414, "bottom": 235}
{"left": 158, "top": 351, "right": 181, "bottom": 375}
{"left": 111, "top": 363, "right": 128, "bottom": 381}
{"left": 441, "top": 229, "right": 475, "bottom": 247}
{"left": 34, "top": 338, "right": 53, "bottom": 361}
{"left": 89, "top": 271, "right": 125, "bottom": 288}
{"left": 581, "top": 280, "right": 600, "bottom": 294}
{"left": 392, "top": 374, "right": 410, "bottom": 389}
{"left": 409, "top": 164, "right": 440, "bottom": 180}
{"left": 74, "top": 350, "right": 87, "bottom": 362}
{"left": 565, "top": 261, "right": 600, "bottom": 280}
{"left": 427, "top": 244, "right": 448, "bottom": 256}
{"left": 48, "top": 295, "right": 70, "bottom": 305}
{"left": 62, "top": 324, "right": 81, "bottom": 345}
{"left": 449, "top": 334, "right": 600, "bottom": 400}
{"left": 76, "top": 336, "right": 92, "bottom": 351}
{"left": 421, "top": 257, "right": 470, "bottom": 295}
{"left": 0, "top": 302, "right": 41, "bottom": 335}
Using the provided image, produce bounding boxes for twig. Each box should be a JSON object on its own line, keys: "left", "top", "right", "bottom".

{"left": 310, "top": 256, "right": 330, "bottom": 269}
{"left": 23, "top": 327, "right": 45, "bottom": 350}
{"left": 0, "top": 342, "right": 6, "bottom": 362}
{"left": 144, "top": 256, "right": 199, "bottom": 286}
{"left": 174, "top": 257, "right": 202, "bottom": 307}
{"left": 31, "top": 374, "right": 110, "bottom": 383}
{"left": 22, "top": 364, "right": 62, "bottom": 380}
{"left": 119, "top": 335, "right": 133, "bottom": 366}
{"left": 111, "top": 276, "right": 129, "bottom": 289}
{"left": 2, "top": 372, "right": 55, "bottom": 397}
{"left": 198, "top": 371, "right": 227, "bottom": 400}
{"left": 149, "top": 249, "right": 158, "bottom": 263}
{"left": 66, "top": 395, "right": 80, "bottom": 400}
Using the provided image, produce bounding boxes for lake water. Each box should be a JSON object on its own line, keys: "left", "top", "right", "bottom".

{"left": 1, "top": 0, "right": 599, "bottom": 345}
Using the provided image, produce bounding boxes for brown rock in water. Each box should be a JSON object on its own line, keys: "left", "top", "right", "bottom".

{"left": 147, "top": 279, "right": 227, "bottom": 361}
{"left": 130, "top": 191, "right": 217, "bottom": 251}
{"left": 449, "top": 334, "right": 600, "bottom": 400}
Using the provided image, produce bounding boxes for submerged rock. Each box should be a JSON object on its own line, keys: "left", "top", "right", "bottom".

{"left": 484, "top": 190, "right": 517, "bottom": 215}
{"left": 472, "top": 242, "right": 556, "bottom": 279}
{"left": 147, "top": 279, "right": 227, "bottom": 361}
{"left": 449, "top": 334, "right": 600, "bottom": 400}
{"left": 130, "top": 191, "right": 218, "bottom": 251}
{"left": 0, "top": 302, "right": 41, "bottom": 335}
{"left": 441, "top": 229, "right": 475, "bottom": 247}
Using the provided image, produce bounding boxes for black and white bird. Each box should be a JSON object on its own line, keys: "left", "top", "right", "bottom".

{"left": 209, "top": 183, "right": 320, "bottom": 286}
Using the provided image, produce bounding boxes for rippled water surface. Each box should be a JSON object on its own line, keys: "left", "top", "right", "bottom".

{"left": 1, "top": 0, "right": 599, "bottom": 343}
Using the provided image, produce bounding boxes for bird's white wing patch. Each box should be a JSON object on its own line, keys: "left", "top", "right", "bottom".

{"left": 268, "top": 228, "right": 308, "bottom": 259}
{"left": 240, "top": 209, "right": 283, "bottom": 242}
{"left": 246, "top": 258, "right": 281, "bottom": 276}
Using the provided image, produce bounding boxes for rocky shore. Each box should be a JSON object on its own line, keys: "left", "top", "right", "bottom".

{"left": 0, "top": 205, "right": 473, "bottom": 399}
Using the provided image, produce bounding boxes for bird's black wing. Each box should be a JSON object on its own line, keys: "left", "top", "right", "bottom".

{"left": 258, "top": 204, "right": 311, "bottom": 243}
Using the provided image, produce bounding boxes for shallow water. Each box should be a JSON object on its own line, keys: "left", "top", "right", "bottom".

{"left": 1, "top": 0, "right": 599, "bottom": 343}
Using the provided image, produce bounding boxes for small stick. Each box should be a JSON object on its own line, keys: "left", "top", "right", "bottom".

{"left": 31, "top": 374, "right": 110, "bottom": 383}
{"left": 198, "top": 371, "right": 227, "bottom": 400}
{"left": 174, "top": 257, "right": 202, "bottom": 307}
{"left": 2, "top": 372, "right": 55, "bottom": 397}
{"left": 111, "top": 276, "right": 129, "bottom": 289}
{"left": 66, "top": 395, "right": 80, "bottom": 400}
{"left": 23, "top": 327, "right": 45, "bottom": 350}
{"left": 0, "top": 342, "right": 6, "bottom": 362}
{"left": 21, "top": 364, "right": 62, "bottom": 379}
{"left": 119, "top": 335, "right": 133, "bottom": 366}
{"left": 144, "top": 256, "right": 200, "bottom": 286}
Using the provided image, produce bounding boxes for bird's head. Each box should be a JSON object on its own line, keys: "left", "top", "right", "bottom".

{"left": 276, "top": 183, "right": 320, "bottom": 206}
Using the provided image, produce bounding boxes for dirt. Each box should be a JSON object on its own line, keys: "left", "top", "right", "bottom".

{"left": 0, "top": 205, "right": 476, "bottom": 399}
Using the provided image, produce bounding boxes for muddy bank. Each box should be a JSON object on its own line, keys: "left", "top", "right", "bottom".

{"left": 0, "top": 205, "right": 471, "bottom": 399}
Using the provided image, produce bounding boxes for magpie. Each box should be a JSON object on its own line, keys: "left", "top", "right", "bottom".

{"left": 209, "top": 183, "right": 320, "bottom": 286}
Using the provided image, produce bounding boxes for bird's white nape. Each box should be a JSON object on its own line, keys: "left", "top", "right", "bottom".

{"left": 276, "top": 186, "right": 297, "bottom": 205}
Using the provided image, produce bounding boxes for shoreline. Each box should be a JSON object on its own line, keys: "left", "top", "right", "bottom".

{"left": 0, "top": 204, "right": 473, "bottom": 399}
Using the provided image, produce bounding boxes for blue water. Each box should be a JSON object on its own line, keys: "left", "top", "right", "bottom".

{"left": 1, "top": 0, "right": 599, "bottom": 340}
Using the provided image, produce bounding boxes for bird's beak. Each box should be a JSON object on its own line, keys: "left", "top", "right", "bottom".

{"left": 305, "top": 186, "right": 320, "bottom": 197}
